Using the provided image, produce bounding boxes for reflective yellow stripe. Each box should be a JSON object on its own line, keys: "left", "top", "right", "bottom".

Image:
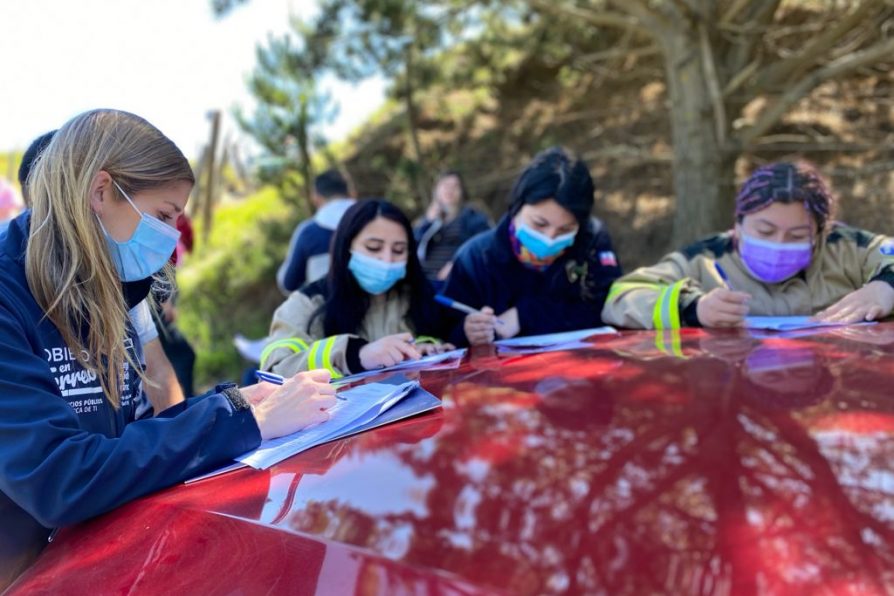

{"left": 652, "top": 280, "right": 685, "bottom": 330}
{"left": 308, "top": 339, "right": 323, "bottom": 371}
{"left": 320, "top": 336, "right": 343, "bottom": 379}
{"left": 259, "top": 338, "right": 310, "bottom": 369}
{"left": 608, "top": 281, "right": 663, "bottom": 302}
{"left": 654, "top": 330, "right": 686, "bottom": 359}
{"left": 667, "top": 280, "right": 684, "bottom": 330}
{"left": 652, "top": 286, "right": 670, "bottom": 329}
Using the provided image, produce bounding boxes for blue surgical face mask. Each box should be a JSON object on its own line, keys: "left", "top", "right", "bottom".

{"left": 99, "top": 181, "right": 181, "bottom": 282}
{"left": 515, "top": 222, "right": 577, "bottom": 260}
{"left": 348, "top": 250, "right": 407, "bottom": 295}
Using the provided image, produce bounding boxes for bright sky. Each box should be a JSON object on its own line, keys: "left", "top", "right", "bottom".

{"left": 0, "top": 0, "right": 385, "bottom": 160}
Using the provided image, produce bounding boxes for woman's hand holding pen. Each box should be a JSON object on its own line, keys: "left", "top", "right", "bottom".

{"left": 464, "top": 306, "right": 497, "bottom": 345}
{"left": 696, "top": 288, "right": 751, "bottom": 327}
{"left": 245, "top": 369, "right": 338, "bottom": 440}
{"left": 494, "top": 307, "right": 520, "bottom": 339}
{"left": 360, "top": 333, "right": 421, "bottom": 370}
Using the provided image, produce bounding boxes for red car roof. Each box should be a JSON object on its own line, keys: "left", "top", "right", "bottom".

{"left": 8, "top": 326, "right": 894, "bottom": 594}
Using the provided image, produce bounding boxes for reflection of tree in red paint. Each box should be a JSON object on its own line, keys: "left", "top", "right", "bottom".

{"left": 278, "top": 335, "right": 894, "bottom": 594}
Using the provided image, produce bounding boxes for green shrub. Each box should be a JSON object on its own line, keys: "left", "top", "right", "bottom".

{"left": 177, "top": 186, "right": 304, "bottom": 389}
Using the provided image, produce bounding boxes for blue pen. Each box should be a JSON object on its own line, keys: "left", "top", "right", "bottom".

{"left": 256, "top": 369, "right": 347, "bottom": 399}
{"left": 255, "top": 370, "right": 284, "bottom": 385}
{"left": 435, "top": 294, "right": 505, "bottom": 325}
{"left": 713, "top": 262, "right": 735, "bottom": 291}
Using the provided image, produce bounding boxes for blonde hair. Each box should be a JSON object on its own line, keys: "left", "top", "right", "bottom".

{"left": 25, "top": 109, "right": 194, "bottom": 407}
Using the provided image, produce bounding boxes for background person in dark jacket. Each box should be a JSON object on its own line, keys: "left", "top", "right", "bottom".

{"left": 277, "top": 169, "right": 356, "bottom": 295}
{"left": 414, "top": 171, "right": 491, "bottom": 288}
{"left": 442, "top": 147, "right": 623, "bottom": 346}
{"left": 0, "top": 109, "right": 336, "bottom": 589}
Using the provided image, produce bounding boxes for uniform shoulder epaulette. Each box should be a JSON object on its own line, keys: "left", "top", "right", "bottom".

{"left": 680, "top": 233, "right": 735, "bottom": 260}
{"left": 826, "top": 223, "right": 874, "bottom": 248}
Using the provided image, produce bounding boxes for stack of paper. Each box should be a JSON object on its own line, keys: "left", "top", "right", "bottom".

{"left": 237, "top": 378, "right": 440, "bottom": 470}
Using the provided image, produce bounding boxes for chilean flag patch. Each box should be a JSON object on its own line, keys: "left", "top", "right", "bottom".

{"left": 599, "top": 251, "right": 618, "bottom": 267}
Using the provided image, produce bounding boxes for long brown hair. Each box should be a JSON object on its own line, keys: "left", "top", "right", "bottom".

{"left": 25, "top": 109, "right": 194, "bottom": 407}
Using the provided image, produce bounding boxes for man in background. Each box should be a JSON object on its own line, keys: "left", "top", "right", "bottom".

{"left": 277, "top": 169, "right": 355, "bottom": 295}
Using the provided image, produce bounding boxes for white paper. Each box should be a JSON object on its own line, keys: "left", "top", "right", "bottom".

{"left": 236, "top": 380, "right": 419, "bottom": 470}
{"left": 745, "top": 316, "right": 877, "bottom": 331}
{"left": 333, "top": 348, "right": 466, "bottom": 384}
{"left": 494, "top": 326, "right": 617, "bottom": 348}
{"left": 233, "top": 333, "right": 269, "bottom": 363}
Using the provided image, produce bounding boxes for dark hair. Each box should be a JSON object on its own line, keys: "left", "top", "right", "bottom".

{"left": 508, "top": 146, "right": 594, "bottom": 227}
{"left": 314, "top": 169, "right": 350, "bottom": 199}
{"left": 18, "top": 130, "right": 57, "bottom": 205}
{"left": 311, "top": 199, "right": 440, "bottom": 337}
{"left": 433, "top": 170, "right": 469, "bottom": 202}
{"left": 735, "top": 161, "right": 835, "bottom": 230}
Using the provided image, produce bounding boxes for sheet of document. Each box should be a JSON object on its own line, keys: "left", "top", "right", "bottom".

{"left": 494, "top": 326, "right": 617, "bottom": 348}
{"left": 186, "top": 383, "right": 442, "bottom": 483}
{"left": 237, "top": 380, "right": 419, "bottom": 470}
{"left": 333, "top": 348, "right": 467, "bottom": 384}
{"left": 745, "top": 316, "right": 877, "bottom": 331}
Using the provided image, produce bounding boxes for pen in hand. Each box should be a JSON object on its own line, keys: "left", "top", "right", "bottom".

{"left": 256, "top": 370, "right": 346, "bottom": 399}
{"left": 713, "top": 262, "right": 735, "bottom": 291}
{"left": 435, "top": 294, "right": 506, "bottom": 325}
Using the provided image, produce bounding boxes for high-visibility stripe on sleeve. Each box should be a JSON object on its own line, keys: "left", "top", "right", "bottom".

{"left": 651, "top": 280, "right": 685, "bottom": 330}
{"left": 320, "top": 336, "right": 343, "bottom": 379}
{"left": 259, "top": 338, "right": 309, "bottom": 370}
{"left": 607, "top": 281, "right": 663, "bottom": 302}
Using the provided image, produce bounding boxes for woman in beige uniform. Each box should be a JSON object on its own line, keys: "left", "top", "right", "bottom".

{"left": 602, "top": 161, "right": 894, "bottom": 329}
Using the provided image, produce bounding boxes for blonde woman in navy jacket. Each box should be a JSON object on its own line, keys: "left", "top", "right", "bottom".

{"left": 0, "top": 109, "right": 336, "bottom": 588}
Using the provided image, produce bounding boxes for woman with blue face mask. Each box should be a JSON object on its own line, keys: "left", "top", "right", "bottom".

{"left": 0, "top": 109, "right": 336, "bottom": 589}
{"left": 441, "top": 146, "right": 624, "bottom": 346}
{"left": 261, "top": 199, "right": 453, "bottom": 378}
{"left": 602, "top": 161, "right": 894, "bottom": 329}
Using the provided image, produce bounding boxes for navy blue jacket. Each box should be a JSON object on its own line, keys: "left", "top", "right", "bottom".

{"left": 0, "top": 214, "right": 261, "bottom": 583}
{"left": 277, "top": 198, "right": 356, "bottom": 294}
{"left": 442, "top": 215, "right": 623, "bottom": 345}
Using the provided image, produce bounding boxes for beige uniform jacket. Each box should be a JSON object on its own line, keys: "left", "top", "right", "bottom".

{"left": 601, "top": 224, "right": 894, "bottom": 329}
{"left": 261, "top": 289, "right": 415, "bottom": 378}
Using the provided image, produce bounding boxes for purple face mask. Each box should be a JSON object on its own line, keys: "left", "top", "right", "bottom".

{"left": 739, "top": 232, "right": 812, "bottom": 283}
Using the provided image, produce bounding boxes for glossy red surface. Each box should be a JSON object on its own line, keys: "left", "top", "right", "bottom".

{"left": 9, "top": 326, "right": 894, "bottom": 595}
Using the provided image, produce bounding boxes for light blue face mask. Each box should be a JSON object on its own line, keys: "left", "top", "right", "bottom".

{"left": 348, "top": 250, "right": 407, "bottom": 295}
{"left": 515, "top": 222, "right": 577, "bottom": 260}
{"left": 99, "top": 181, "right": 181, "bottom": 282}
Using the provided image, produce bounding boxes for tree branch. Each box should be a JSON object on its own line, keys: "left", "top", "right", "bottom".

{"left": 749, "top": 0, "right": 885, "bottom": 95}
{"left": 528, "top": 0, "right": 650, "bottom": 36}
{"left": 738, "top": 36, "right": 894, "bottom": 146}
{"left": 699, "top": 23, "right": 728, "bottom": 146}
{"left": 723, "top": 0, "right": 783, "bottom": 77}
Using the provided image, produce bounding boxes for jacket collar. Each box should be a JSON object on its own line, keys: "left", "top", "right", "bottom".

{"left": 314, "top": 198, "right": 356, "bottom": 230}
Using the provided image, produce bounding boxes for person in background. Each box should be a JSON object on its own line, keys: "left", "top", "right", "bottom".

{"left": 18, "top": 128, "right": 184, "bottom": 414}
{"left": 262, "top": 199, "right": 452, "bottom": 378}
{"left": 152, "top": 212, "right": 197, "bottom": 396}
{"left": 602, "top": 161, "right": 894, "bottom": 328}
{"left": 0, "top": 109, "right": 336, "bottom": 588}
{"left": 442, "top": 146, "right": 623, "bottom": 346}
{"left": 0, "top": 178, "right": 22, "bottom": 234}
{"left": 415, "top": 171, "right": 491, "bottom": 288}
{"left": 277, "top": 169, "right": 356, "bottom": 295}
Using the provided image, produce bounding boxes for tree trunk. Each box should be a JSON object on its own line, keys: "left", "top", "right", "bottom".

{"left": 661, "top": 32, "right": 737, "bottom": 248}
{"left": 403, "top": 46, "right": 430, "bottom": 212}
{"left": 295, "top": 98, "right": 316, "bottom": 216}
